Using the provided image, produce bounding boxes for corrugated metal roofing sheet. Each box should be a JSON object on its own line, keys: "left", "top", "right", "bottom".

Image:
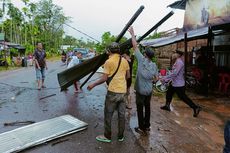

{"left": 140, "top": 27, "right": 209, "bottom": 48}
{"left": 0, "top": 115, "right": 88, "bottom": 153}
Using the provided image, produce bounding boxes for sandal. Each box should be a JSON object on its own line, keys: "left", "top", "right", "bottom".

{"left": 96, "top": 135, "right": 111, "bottom": 143}
{"left": 118, "top": 137, "right": 124, "bottom": 142}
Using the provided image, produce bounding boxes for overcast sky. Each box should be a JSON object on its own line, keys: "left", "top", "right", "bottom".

{"left": 13, "top": 0, "right": 185, "bottom": 42}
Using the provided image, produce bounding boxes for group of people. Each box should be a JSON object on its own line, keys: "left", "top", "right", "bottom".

{"left": 87, "top": 26, "right": 202, "bottom": 143}
{"left": 32, "top": 28, "right": 229, "bottom": 153}
{"left": 34, "top": 43, "right": 84, "bottom": 92}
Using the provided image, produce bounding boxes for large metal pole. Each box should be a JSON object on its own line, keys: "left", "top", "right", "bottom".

{"left": 137, "top": 11, "right": 174, "bottom": 42}
{"left": 119, "top": 11, "right": 174, "bottom": 52}
{"left": 80, "top": 6, "right": 145, "bottom": 89}
{"left": 184, "top": 32, "right": 187, "bottom": 82}
{"left": 115, "top": 5, "right": 144, "bottom": 42}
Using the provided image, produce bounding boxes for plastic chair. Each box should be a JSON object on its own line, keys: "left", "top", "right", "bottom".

{"left": 160, "top": 69, "right": 166, "bottom": 76}
{"left": 223, "top": 74, "right": 230, "bottom": 93}
{"left": 192, "top": 68, "right": 202, "bottom": 81}
{"left": 218, "top": 73, "right": 230, "bottom": 93}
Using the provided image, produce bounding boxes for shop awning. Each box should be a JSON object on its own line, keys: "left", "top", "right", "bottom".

{"left": 140, "top": 22, "right": 230, "bottom": 48}
{"left": 0, "top": 41, "right": 25, "bottom": 50}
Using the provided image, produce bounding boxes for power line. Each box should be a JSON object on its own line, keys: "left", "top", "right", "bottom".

{"left": 29, "top": 1, "right": 101, "bottom": 43}
{"left": 64, "top": 23, "right": 100, "bottom": 43}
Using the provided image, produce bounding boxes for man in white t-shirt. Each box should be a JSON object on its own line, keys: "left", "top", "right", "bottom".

{"left": 67, "top": 51, "right": 82, "bottom": 93}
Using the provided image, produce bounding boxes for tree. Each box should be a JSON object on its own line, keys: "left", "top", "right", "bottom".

{"left": 0, "top": 0, "right": 69, "bottom": 56}
{"left": 62, "top": 35, "right": 77, "bottom": 47}
{"left": 32, "top": 0, "right": 69, "bottom": 54}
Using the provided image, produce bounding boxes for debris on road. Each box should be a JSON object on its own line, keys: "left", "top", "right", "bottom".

{"left": 94, "top": 123, "right": 99, "bottom": 128}
{"left": 39, "top": 94, "right": 56, "bottom": 100}
{"left": 157, "top": 127, "right": 171, "bottom": 132}
{"left": 51, "top": 139, "right": 69, "bottom": 146}
{"left": 162, "top": 144, "right": 169, "bottom": 153}
{"left": 4, "top": 121, "right": 35, "bottom": 126}
{"left": 0, "top": 115, "right": 88, "bottom": 153}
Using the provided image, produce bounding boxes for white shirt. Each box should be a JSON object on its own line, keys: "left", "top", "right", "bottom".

{"left": 67, "top": 56, "right": 79, "bottom": 68}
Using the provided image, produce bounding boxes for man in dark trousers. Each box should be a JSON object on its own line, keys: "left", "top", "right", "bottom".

{"left": 160, "top": 50, "right": 201, "bottom": 117}
{"left": 129, "top": 26, "right": 158, "bottom": 135}
{"left": 33, "top": 42, "right": 48, "bottom": 90}
{"left": 224, "top": 120, "right": 230, "bottom": 153}
{"left": 87, "top": 42, "right": 130, "bottom": 143}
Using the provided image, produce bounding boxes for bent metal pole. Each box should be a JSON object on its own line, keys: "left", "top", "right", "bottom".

{"left": 57, "top": 6, "right": 145, "bottom": 91}
{"left": 119, "top": 11, "right": 174, "bottom": 52}
{"left": 79, "top": 6, "right": 145, "bottom": 89}
{"left": 116, "top": 5, "right": 144, "bottom": 42}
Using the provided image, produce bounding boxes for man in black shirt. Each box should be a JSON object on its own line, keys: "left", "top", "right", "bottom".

{"left": 33, "top": 43, "right": 48, "bottom": 90}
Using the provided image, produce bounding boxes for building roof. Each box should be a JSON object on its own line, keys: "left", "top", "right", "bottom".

{"left": 140, "top": 23, "right": 229, "bottom": 48}
{"left": 0, "top": 41, "right": 25, "bottom": 50}
{"left": 168, "top": 0, "right": 186, "bottom": 10}
{"left": 140, "top": 27, "right": 209, "bottom": 48}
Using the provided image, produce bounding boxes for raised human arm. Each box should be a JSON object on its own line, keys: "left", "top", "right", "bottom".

{"left": 128, "top": 26, "right": 138, "bottom": 51}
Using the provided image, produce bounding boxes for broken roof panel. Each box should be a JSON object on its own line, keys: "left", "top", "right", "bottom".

{"left": 0, "top": 115, "right": 88, "bottom": 153}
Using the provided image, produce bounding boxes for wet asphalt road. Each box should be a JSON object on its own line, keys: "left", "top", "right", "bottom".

{"left": 0, "top": 60, "right": 230, "bottom": 153}
{"left": 0, "top": 61, "right": 145, "bottom": 153}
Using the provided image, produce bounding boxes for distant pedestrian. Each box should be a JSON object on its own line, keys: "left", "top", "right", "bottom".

{"left": 87, "top": 42, "right": 130, "bottom": 143}
{"left": 122, "top": 49, "right": 134, "bottom": 109}
{"left": 33, "top": 42, "right": 48, "bottom": 90}
{"left": 66, "top": 50, "right": 73, "bottom": 65}
{"left": 223, "top": 120, "right": 230, "bottom": 153}
{"left": 87, "top": 49, "right": 96, "bottom": 59}
{"left": 160, "top": 50, "right": 202, "bottom": 117}
{"left": 129, "top": 26, "right": 158, "bottom": 135}
{"left": 67, "top": 51, "right": 82, "bottom": 93}
{"left": 61, "top": 50, "right": 67, "bottom": 64}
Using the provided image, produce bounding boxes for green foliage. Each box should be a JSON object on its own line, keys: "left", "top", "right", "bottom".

{"left": 95, "top": 31, "right": 128, "bottom": 54}
{"left": 1, "top": 0, "right": 69, "bottom": 56}
{"left": 145, "top": 32, "right": 162, "bottom": 40}
{"left": 0, "top": 9, "right": 3, "bottom": 18}
{"left": 63, "top": 35, "right": 77, "bottom": 46}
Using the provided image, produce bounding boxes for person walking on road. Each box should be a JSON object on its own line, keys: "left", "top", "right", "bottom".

{"left": 87, "top": 42, "right": 130, "bottom": 143}
{"left": 33, "top": 42, "right": 48, "bottom": 90}
{"left": 160, "top": 50, "right": 201, "bottom": 117}
{"left": 128, "top": 26, "right": 158, "bottom": 135}
{"left": 67, "top": 51, "right": 82, "bottom": 93}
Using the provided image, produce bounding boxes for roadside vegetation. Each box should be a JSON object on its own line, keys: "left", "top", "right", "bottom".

{"left": 0, "top": 0, "right": 161, "bottom": 73}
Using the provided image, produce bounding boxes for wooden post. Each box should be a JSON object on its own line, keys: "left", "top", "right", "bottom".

{"left": 205, "top": 26, "right": 213, "bottom": 96}
{"left": 184, "top": 33, "right": 187, "bottom": 81}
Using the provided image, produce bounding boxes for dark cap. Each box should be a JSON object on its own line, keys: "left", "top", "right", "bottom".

{"left": 107, "top": 42, "right": 120, "bottom": 53}
{"left": 145, "top": 48, "right": 155, "bottom": 59}
{"left": 175, "top": 50, "right": 184, "bottom": 56}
